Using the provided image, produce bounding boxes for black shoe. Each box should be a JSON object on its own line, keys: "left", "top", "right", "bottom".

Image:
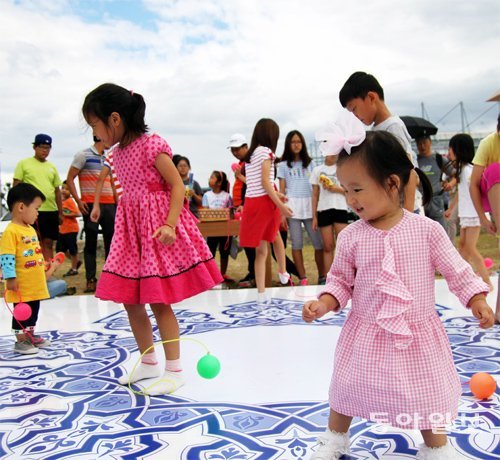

{"left": 84, "top": 278, "right": 97, "bottom": 293}
{"left": 65, "top": 287, "right": 77, "bottom": 295}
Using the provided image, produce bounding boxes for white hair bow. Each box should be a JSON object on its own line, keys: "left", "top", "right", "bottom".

{"left": 315, "top": 111, "right": 366, "bottom": 156}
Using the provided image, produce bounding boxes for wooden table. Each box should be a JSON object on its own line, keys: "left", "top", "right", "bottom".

{"left": 197, "top": 219, "right": 240, "bottom": 238}
{"left": 197, "top": 219, "right": 272, "bottom": 287}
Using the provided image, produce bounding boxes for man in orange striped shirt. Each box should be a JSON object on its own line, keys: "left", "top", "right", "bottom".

{"left": 66, "top": 137, "right": 116, "bottom": 293}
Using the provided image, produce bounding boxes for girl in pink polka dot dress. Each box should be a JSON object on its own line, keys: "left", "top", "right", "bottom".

{"left": 82, "top": 83, "right": 222, "bottom": 394}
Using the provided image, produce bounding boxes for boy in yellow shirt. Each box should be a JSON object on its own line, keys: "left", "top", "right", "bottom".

{"left": 0, "top": 183, "right": 62, "bottom": 354}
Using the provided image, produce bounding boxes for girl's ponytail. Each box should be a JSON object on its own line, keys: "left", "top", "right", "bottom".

{"left": 129, "top": 92, "right": 147, "bottom": 135}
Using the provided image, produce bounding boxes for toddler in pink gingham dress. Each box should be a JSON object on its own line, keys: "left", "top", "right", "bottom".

{"left": 82, "top": 83, "right": 222, "bottom": 395}
{"left": 303, "top": 126, "right": 494, "bottom": 460}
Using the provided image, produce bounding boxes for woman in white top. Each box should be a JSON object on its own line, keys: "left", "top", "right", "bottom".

{"left": 446, "top": 134, "right": 492, "bottom": 290}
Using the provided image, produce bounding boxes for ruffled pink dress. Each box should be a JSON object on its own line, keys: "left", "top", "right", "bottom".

{"left": 320, "top": 210, "right": 489, "bottom": 429}
{"left": 95, "top": 134, "right": 222, "bottom": 305}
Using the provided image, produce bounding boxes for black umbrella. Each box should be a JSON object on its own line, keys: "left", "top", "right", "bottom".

{"left": 400, "top": 116, "right": 438, "bottom": 139}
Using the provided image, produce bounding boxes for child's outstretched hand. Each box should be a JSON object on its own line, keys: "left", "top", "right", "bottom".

{"left": 152, "top": 225, "right": 176, "bottom": 245}
{"left": 471, "top": 300, "right": 495, "bottom": 328}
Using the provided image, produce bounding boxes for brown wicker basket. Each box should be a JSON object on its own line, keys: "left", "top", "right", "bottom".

{"left": 198, "top": 208, "right": 231, "bottom": 222}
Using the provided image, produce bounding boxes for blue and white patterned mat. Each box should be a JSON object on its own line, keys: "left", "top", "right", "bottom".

{"left": 0, "top": 294, "right": 498, "bottom": 459}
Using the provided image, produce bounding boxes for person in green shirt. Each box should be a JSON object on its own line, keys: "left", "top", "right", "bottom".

{"left": 13, "top": 134, "right": 63, "bottom": 261}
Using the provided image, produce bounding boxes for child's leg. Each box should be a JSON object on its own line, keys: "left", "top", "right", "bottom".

{"left": 70, "top": 253, "right": 79, "bottom": 270}
{"left": 12, "top": 300, "right": 40, "bottom": 341}
{"left": 255, "top": 240, "right": 268, "bottom": 293}
{"left": 147, "top": 303, "right": 185, "bottom": 395}
{"left": 288, "top": 219, "right": 306, "bottom": 279}
{"left": 304, "top": 218, "right": 325, "bottom": 279}
{"left": 418, "top": 430, "right": 464, "bottom": 458}
{"left": 124, "top": 304, "right": 154, "bottom": 351}
{"left": 462, "top": 227, "right": 492, "bottom": 289}
{"left": 320, "top": 225, "right": 334, "bottom": 271}
{"left": 487, "top": 183, "right": 500, "bottom": 235}
{"left": 220, "top": 257, "right": 229, "bottom": 276}
{"left": 327, "top": 409, "right": 352, "bottom": 433}
{"left": 219, "top": 236, "right": 231, "bottom": 276}
{"left": 420, "top": 430, "right": 447, "bottom": 448}
{"left": 206, "top": 237, "right": 218, "bottom": 258}
{"left": 13, "top": 301, "right": 41, "bottom": 354}
{"left": 69, "top": 233, "right": 79, "bottom": 270}
{"left": 271, "top": 231, "right": 287, "bottom": 274}
{"left": 486, "top": 180, "right": 500, "bottom": 323}
{"left": 150, "top": 303, "right": 180, "bottom": 361}
{"left": 495, "top": 276, "right": 500, "bottom": 324}
{"left": 457, "top": 227, "right": 466, "bottom": 258}
{"left": 119, "top": 304, "right": 161, "bottom": 384}
{"left": 312, "top": 409, "right": 352, "bottom": 459}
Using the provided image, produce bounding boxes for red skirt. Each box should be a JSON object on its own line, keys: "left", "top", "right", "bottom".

{"left": 480, "top": 162, "right": 500, "bottom": 213}
{"left": 239, "top": 195, "right": 280, "bottom": 248}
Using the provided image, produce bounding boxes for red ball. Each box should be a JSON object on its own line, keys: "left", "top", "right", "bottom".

{"left": 234, "top": 211, "right": 242, "bottom": 220}
{"left": 469, "top": 372, "right": 496, "bottom": 399}
{"left": 13, "top": 302, "right": 32, "bottom": 321}
{"left": 484, "top": 257, "right": 493, "bottom": 269}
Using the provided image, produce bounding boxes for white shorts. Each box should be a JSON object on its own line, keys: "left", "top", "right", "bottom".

{"left": 460, "top": 216, "right": 480, "bottom": 228}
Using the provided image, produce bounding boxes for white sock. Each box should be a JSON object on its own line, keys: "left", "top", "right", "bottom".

{"left": 144, "top": 370, "right": 186, "bottom": 395}
{"left": 165, "top": 358, "right": 182, "bottom": 372}
{"left": 257, "top": 291, "right": 270, "bottom": 303}
{"left": 278, "top": 272, "right": 290, "bottom": 284}
{"left": 142, "top": 351, "right": 158, "bottom": 365}
{"left": 118, "top": 362, "right": 162, "bottom": 385}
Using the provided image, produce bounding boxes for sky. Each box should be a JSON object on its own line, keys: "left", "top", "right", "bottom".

{"left": 1, "top": 0, "right": 499, "bottom": 190}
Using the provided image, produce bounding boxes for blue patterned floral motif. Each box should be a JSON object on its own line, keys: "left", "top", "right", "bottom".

{"left": 275, "top": 429, "right": 316, "bottom": 459}
{"left": 0, "top": 299, "right": 498, "bottom": 459}
{"left": 208, "top": 447, "right": 249, "bottom": 459}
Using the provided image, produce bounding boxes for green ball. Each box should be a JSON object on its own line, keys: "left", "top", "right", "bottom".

{"left": 197, "top": 354, "right": 221, "bottom": 379}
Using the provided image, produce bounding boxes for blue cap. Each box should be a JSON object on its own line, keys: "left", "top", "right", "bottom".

{"left": 33, "top": 133, "right": 52, "bottom": 146}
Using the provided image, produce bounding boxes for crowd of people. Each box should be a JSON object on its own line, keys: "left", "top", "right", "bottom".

{"left": 1, "top": 72, "right": 498, "bottom": 459}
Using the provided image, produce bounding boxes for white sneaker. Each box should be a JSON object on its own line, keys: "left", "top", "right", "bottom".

{"left": 311, "top": 429, "right": 350, "bottom": 460}
{"left": 118, "top": 362, "right": 162, "bottom": 385}
{"left": 144, "top": 370, "right": 186, "bottom": 395}
{"left": 278, "top": 271, "right": 291, "bottom": 285}
{"left": 14, "top": 340, "right": 38, "bottom": 355}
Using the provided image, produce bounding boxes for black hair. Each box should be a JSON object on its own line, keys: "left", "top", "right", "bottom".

{"left": 175, "top": 156, "right": 191, "bottom": 168}
{"left": 172, "top": 154, "right": 182, "bottom": 167}
{"left": 448, "top": 133, "right": 475, "bottom": 184}
{"left": 281, "top": 130, "right": 312, "bottom": 168}
{"left": 337, "top": 131, "right": 432, "bottom": 206}
{"left": 212, "top": 170, "right": 230, "bottom": 193}
{"left": 82, "top": 83, "right": 148, "bottom": 144}
{"left": 7, "top": 183, "right": 46, "bottom": 212}
{"left": 339, "top": 71, "right": 385, "bottom": 107}
{"left": 243, "top": 118, "right": 280, "bottom": 163}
